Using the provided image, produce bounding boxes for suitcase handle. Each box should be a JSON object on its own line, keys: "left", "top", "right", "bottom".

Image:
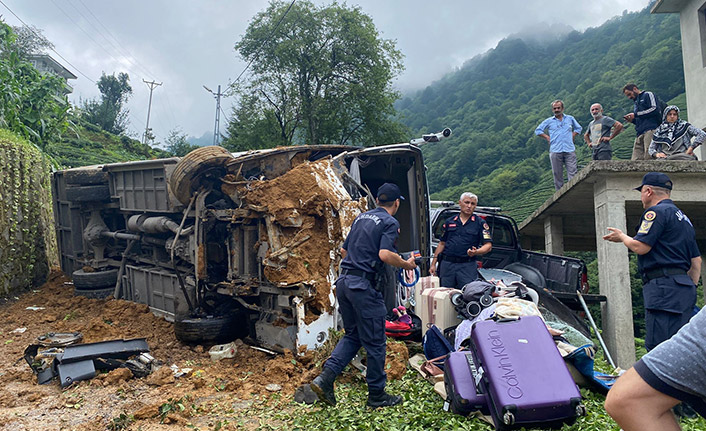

{"left": 495, "top": 317, "right": 520, "bottom": 323}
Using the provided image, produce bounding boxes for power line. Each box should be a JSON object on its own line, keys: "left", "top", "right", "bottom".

{"left": 48, "top": 0, "right": 138, "bottom": 76}
{"left": 220, "top": 106, "right": 232, "bottom": 125}
{"left": 0, "top": 0, "right": 95, "bottom": 83}
{"left": 71, "top": 0, "right": 156, "bottom": 79}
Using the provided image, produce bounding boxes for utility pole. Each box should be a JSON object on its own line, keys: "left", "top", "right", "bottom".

{"left": 203, "top": 85, "right": 225, "bottom": 146}
{"left": 142, "top": 79, "right": 162, "bottom": 144}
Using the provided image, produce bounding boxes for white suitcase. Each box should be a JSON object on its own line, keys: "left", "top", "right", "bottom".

{"left": 417, "top": 278, "right": 462, "bottom": 334}
{"left": 413, "top": 275, "right": 440, "bottom": 314}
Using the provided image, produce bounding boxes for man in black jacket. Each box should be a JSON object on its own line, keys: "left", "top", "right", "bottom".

{"left": 623, "top": 83, "right": 663, "bottom": 160}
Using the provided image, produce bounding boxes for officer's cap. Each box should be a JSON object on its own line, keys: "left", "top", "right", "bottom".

{"left": 635, "top": 172, "right": 673, "bottom": 191}
{"left": 377, "top": 183, "right": 404, "bottom": 202}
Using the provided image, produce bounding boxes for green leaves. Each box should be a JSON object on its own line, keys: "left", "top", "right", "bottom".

{"left": 224, "top": 1, "right": 408, "bottom": 150}
{"left": 81, "top": 72, "right": 132, "bottom": 135}
{"left": 0, "top": 21, "right": 71, "bottom": 151}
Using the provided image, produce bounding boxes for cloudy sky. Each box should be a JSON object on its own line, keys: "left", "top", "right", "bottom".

{"left": 1, "top": 0, "right": 651, "bottom": 144}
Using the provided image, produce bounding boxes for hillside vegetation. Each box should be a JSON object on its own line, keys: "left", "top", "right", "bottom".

{"left": 47, "top": 121, "right": 169, "bottom": 168}
{"left": 398, "top": 7, "right": 683, "bottom": 221}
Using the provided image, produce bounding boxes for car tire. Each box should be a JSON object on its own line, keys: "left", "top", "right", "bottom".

{"left": 72, "top": 268, "right": 119, "bottom": 289}
{"left": 64, "top": 168, "right": 109, "bottom": 186}
{"left": 174, "top": 313, "right": 243, "bottom": 344}
{"left": 169, "top": 146, "right": 233, "bottom": 205}
{"left": 65, "top": 184, "right": 111, "bottom": 202}
{"left": 74, "top": 287, "right": 114, "bottom": 299}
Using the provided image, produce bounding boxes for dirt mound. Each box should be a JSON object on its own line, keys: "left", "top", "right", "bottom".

{"left": 0, "top": 270, "right": 409, "bottom": 430}
{"left": 233, "top": 158, "right": 366, "bottom": 316}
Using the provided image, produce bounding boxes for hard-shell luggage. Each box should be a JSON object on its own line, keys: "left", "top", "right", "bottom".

{"left": 470, "top": 316, "right": 585, "bottom": 430}
{"left": 413, "top": 275, "right": 440, "bottom": 316}
{"left": 420, "top": 286, "right": 462, "bottom": 334}
{"left": 444, "top": 351, "right": 489, "bottom": 416}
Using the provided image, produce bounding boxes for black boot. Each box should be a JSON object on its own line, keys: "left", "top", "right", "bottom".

{"left": 367, "top": 390, "right": 403, "bottom": 408}
{"left": 310, "top": 367, "right": 337, "bottom": 406}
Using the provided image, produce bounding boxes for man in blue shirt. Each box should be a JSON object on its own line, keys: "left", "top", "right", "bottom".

{"left": 535, "top": 100, "right": 583, "bottom": 190}
{"left": 310, "top": 183, "right": 417, "bottom": 408}
{"left": 623, "top": 83, "right": 663, "bottom": 161}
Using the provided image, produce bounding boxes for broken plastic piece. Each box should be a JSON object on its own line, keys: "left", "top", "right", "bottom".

{"left": 208, "top": 342, "right": 237, "bottom": 361}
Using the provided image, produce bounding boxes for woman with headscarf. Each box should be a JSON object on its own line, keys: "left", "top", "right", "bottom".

{"left": 649, "top": 105, "right": 705, "bottom": 160}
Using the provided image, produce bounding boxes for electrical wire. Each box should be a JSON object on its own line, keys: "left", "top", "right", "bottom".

{"left": 48, "top": 0, "right": 133, "bottom": 74}
{"left": 73, "top": 0, "right": 156, "bottom": 79}
{"left": 0, "top": 0, "right": 95, "bottom": 83}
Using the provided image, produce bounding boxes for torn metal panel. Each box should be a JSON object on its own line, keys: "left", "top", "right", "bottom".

{"left": 57, "top": 360, "right": 96, "bottom": 388}
{"left": 60, "top": 338, "right": 149, "bottom": 362}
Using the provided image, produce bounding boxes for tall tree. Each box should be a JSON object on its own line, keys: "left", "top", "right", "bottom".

{"left": 223, "top": 0, "right": 406, "bottom": 150}
{"left": 82, "top": 72, "right": 132, "bottom": 135}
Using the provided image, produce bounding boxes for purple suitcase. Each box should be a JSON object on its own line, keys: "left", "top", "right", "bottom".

{"left": 470, "top": 316, "right": 585, "bottom": 430}
{"left": 444, "top": 351, "right": 489, "bottom": 415}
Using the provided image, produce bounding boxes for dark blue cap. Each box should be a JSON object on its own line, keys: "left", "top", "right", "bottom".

{"left": 377, "top": 183, "right": 404, "bottom": 202}
{"left": 635, "top": 172, "right": 673, "bottom": 191}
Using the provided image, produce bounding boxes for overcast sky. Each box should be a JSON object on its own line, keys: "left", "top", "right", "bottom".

{"left": 1, "top": 0, "right": 651, "bottom": 144}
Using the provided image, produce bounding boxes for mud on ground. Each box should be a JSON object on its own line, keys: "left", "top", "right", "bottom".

{"left": 0, "top": 271, "right": 408, "bottom": 430}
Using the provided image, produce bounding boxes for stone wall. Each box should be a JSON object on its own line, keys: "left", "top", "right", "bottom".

{"left": 0, "top": 129, "right": 57, "bottom": 295}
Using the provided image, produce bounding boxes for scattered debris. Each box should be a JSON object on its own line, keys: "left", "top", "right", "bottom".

{"left": 169, "top": 363, "right": 193, "bottom": 378}
{"left": 24, "top": 337, "right": 152, "bottom": 387}
{"left": 36, "top": 332, "right": 83, "bottom": 347}
{"left": 25, "top": 307, "right": 45, "bottom": 311}
{"left": 10, "top": 327, "right": 27, "bottom": 334}
{"left": 0, "top": 270, "right": 412, "bottom": 429}
{"left": 208, "top": 341, "right": 237, "bottom": 361}
{"left": 265, "top": 383, "right": 282, "bottom": 392}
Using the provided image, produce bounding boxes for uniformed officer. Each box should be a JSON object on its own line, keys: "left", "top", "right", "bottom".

{"left": 603, "top": 172, "right": 701, "bottom": 351}
{"left": 310, "top": 183, "right": 417, "bottom": 408}
{"left": 430, "top": 192, "right": 492, "bottom": 288}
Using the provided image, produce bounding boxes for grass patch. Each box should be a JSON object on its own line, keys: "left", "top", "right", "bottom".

{"left": 228, "top": 364, "right": 706, "bottom": 431}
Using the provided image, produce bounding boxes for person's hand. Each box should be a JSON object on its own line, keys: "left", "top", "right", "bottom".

{"left": 404, "top": 256, "right": 417, "bottom": 271}
{"left": 429, "top": 260, "right": 437, "bottom": 276}
{"left": 623, "top": 113, "right": 635, "bottom": 122}
{"left": 655, "top": 152, "right": 667, "bottom": 159}
{"left": 467, "top": 247, "right": 478, "bottom": 257}
{"left": 599, "top": 137, "right": 611, "bottom": 143}
{"left": 687, "top": 147, "right": 694, "bottom": 155}
{"left": 603, "top": 227, "right": 624, "bottom": 243}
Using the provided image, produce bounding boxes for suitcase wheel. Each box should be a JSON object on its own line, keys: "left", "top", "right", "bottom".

{"left": 503, "top": 411, "right": 515, "bottom": 425}
{"left": 576, "top": 404, "right": 587, "bottom": 417}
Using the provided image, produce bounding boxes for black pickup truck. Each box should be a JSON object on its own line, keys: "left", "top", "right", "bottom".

{"left": 430, "top": 201, "right": 595, "bottom": 309}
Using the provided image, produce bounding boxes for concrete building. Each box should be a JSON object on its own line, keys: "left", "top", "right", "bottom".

{"left": 27, "top": 54, "right": 77, "bottom": 94}
{"left": 652, "top": 0, "right": 706, "bottom": 160}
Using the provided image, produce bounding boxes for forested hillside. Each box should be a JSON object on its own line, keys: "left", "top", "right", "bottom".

{"left": 398, "top": 6, "right": 683, "bottom": 221}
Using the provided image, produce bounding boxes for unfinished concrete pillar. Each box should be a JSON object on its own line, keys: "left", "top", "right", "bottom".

{"left": 543, "top": 216, "right": 564, "bottom": 255}
{"left": 594, "top": 177, "right": 636, "bottom": 369}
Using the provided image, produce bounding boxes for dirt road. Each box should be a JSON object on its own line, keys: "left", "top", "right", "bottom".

{"left": 0, "top": 271, "right": 408, "bottom": 430}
